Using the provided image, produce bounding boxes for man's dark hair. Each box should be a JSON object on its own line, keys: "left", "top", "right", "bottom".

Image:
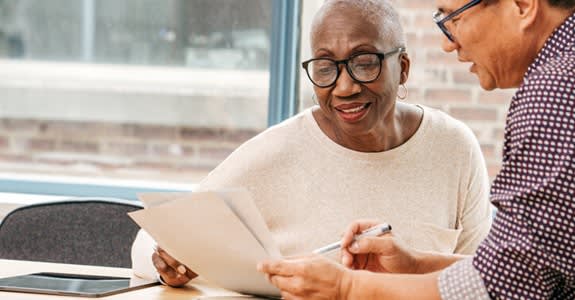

{"left": 548, "top": 0, "right": 575, "bottom": 8}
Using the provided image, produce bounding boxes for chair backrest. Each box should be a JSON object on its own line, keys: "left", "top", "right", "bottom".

{"left": 0, "top": 198, "right": 142, "bottom": 268}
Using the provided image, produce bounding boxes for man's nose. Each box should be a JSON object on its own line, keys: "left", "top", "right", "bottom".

{"left": 441, "top": 35, "right": 459, "bottom": 53}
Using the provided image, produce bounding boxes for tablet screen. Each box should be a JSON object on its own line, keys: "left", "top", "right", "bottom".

{"left": 0, "top": 272, "right": 158, "bottom": 297}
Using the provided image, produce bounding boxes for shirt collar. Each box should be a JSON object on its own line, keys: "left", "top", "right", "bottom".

{"left": 525, "top": 11, "right": 575, "bottom": 79}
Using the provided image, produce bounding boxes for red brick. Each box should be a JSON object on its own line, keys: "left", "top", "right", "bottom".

{"left": 151, "top": 144, "right": 184, "bottom": 157}
{"left": 0, "top": 153, "right": 34, "bottom": 163}
{"left": 453, "top": 70, "right": 479, "bottom": 85}
{"left": 401, "top": 87, "right": 423, "bottom": 104}
{"left": 181, "top": 127, "right": 224, "bottom": 141}
{"left": 221, "top": 129, "right": 259, "bottom": 143}
{"left": 414, "top": 33, "right": 442, "bottom": 49}
{"left": 426, "top": 50, "right": 459, "bottom": 65}
{"left": 480, "top": 144, "right": 496, "bottom": 160}
{"left": 180, "top": 145, "right": 198, "bottom": 157}
{"left": 42, "top": 121, "right": 125, "bottom": 139}
{"left": 413, "top": 12, "right": 436, "bottom": 28}
{"left": 0, "top": 136, "right": 7, "bottom": 149}
{"left": 123, "top": 124, "right": 178, "bottom": 140}
{"left": 0, "top": 119, "right": 39, "bottom": 133}
{"left": 130, "top": 161, "right": 176, "bottom": 170}
{"left": 478, "top": 90, "right": 515, "bottom": 105}
{"left": 174, "top": 162, "right": 216, "bottom": 173}
{"left": 424, "top": 89, "right": 473, "bottom": 104}
{"left": 493, "top": 127, "right": 505, "bottom": 141}
{"left": 197, "top": 146, "right": 235, "bottom": 161}
{"left": 449, "top": 107, "right": 498, "bottom": 121}
{"left": 104, "top": 142, "right": 149, "bottom": 156}
{"left": 59, "top": 140, "right": 100, "bottom": 153}
{"left": 400, "top": 14, "right": 413, "bottom": 28}
{"left": 423, "top": 68, "right": 448, "bottom": 84}
{"left": 406, "top": 32, "right": 418, "bottom": 48}
{"left": 27, "top": 138, "right": 56, "bottom": 152}
{"left": 488, "top": 163, "right": 503, "bottom": 179}
{"left": 401, "top": 0, "right": 436, "bottom": 9}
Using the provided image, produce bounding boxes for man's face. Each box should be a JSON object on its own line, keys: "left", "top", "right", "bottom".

{"left": 435, "top": 0, "right": 524, "bottom": 90}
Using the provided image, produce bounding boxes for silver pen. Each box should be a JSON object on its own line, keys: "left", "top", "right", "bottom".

{"left": 312, "top": 223, "right": 392, "bottom": 254}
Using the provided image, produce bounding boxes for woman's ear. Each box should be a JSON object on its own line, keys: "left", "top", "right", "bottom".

{"left": 399, "top": 53, "right": 410, "bottom": 84}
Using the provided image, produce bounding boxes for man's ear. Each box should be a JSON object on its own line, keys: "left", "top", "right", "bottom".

{"left": 399, "top": 53, "right": 410, "bottom": 84}
{"left": 513, "top": 0, "right": 539, "bottom": 30}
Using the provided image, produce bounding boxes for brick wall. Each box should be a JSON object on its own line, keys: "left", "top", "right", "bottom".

{"left": 394, "top": 0, "right": 512, "bottom": 179}
{"left": 0, "top": 118, "right": 258, "bottom": 182}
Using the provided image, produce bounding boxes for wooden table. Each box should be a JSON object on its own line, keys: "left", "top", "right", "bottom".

{"left": 0, "top": 259, "right": 247, "bottom": 299}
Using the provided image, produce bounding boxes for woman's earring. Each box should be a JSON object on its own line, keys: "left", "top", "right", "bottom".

{"left": 312, "top": 94, "right": 318, "bottom": 105}
{"left": 397, "top": 84, "right": 408, "bottom": 100}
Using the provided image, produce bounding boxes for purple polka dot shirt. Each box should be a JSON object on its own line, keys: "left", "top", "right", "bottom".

{"left": 440, "top": 12, "right": 575, "bottom": 300}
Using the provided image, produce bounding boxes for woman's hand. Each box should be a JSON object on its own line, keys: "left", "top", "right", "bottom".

{"left": 257, "top": 255, "right": 353, "bottom": 300}
{"left": 152, "top": 246, "right": 197, "bottom": 287}
{"left": 340, "top": 219, "right": 419, "bottom": 274}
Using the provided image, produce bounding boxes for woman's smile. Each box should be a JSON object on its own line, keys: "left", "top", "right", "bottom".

{"left": 333, "top": 102, "right": 372, "bottom": 123}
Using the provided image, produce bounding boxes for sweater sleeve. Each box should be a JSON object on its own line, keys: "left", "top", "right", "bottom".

{"left": 130, "top": 229, "right": 157, "bottom": 280}
{"left": 453, "top": 128, "right": 492, "bottom": 254}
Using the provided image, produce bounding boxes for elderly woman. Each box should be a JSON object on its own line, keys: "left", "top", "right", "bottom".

{"left": 131, "top": 0, "right": 492, "bottom": 287}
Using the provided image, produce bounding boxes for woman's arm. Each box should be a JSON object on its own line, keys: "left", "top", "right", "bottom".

{"left": 453, "top": 128, "right": 493, "bottom": 254}
{"left": 131, "top": 229, "right": 158, "bottom": 279}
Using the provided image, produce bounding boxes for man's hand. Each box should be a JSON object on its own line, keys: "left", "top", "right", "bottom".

{"left": 340, "top": 219, "right": 420, "bottom": 274}
{"left": 257, "top": 255, "right": 353, "bottom": 300}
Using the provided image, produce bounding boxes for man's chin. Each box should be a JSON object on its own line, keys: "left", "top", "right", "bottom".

{"left": 477, "top": 75, "right": 498, "bottom": 91}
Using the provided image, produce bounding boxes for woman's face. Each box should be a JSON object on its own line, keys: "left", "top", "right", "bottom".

{"left": 310, "top": 7, "right": 408, "bottom": 137}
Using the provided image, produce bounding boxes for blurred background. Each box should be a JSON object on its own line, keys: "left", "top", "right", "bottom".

{"left": 0, "top": 0, "right": 513, "bottom": 198}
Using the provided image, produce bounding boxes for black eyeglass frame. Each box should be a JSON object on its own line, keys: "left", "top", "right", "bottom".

{"left": 301, "top": 47, "right": 405, "bottom": 88}
{"left": 433, "top": 0, "right": 482, "bottom": 42}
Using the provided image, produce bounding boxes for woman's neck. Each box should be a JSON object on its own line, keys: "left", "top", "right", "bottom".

{"left": 313, "top": 103, "right": 423, "bottom": 153}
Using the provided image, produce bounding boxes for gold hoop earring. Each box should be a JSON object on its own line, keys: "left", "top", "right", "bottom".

{"left": 397, "top": 84, "right": 408, "bottom": 100}
{"left": 312, "top": 94, "right": 318, "bottom": 105}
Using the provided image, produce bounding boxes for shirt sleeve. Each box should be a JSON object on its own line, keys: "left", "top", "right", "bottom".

{"left": 438, "top": 258, "right": 491, "bottom": 300}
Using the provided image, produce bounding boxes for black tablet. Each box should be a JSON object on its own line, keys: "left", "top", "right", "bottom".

{"left": 0, "top": 272, "right": 158, "bottom": 297}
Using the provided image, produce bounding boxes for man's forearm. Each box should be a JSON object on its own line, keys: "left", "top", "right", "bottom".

{"left": 344, "top": 270, "right": 443, "bottom": 300}
{"left": 415, "top": 250, "right": 469, "bottom": 274}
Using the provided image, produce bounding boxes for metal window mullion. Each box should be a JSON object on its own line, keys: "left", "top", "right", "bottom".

{"left": 81, "top": 0, "right": 95, "bottom": 61}
{"left": 267, "top": 0, "right": 301, "bottom": 127}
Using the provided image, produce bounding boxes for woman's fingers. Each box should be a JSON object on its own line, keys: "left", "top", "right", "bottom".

{"left": 152, "top": 247, "right": 195, "bottom": 287}
{"left": 152, "top": 251, "right": 178, "bottom": 279}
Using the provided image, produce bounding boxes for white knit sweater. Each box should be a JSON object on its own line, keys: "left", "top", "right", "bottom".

{"left": 131, "top": 105, "right": 492, "bottom": 279}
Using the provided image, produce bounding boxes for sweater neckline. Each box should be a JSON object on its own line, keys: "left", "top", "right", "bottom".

{"left": 303, "top": 104, "right": 429, "bottom": 161}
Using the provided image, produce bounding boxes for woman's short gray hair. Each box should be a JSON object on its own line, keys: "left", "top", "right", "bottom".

{"left": 312, "top": 0, "right": 406, "bottom": 48}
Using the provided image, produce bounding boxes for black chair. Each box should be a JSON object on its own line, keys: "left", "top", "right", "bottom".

{"left": 0, "top": 198, "right": 143, "bottom": 268}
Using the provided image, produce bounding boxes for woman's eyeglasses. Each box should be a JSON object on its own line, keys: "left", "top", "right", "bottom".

{"left": 301, "top": 47, "right": 405, "bottom": 88}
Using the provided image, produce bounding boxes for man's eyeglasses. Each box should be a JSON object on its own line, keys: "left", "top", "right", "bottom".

{"left": 433, "top": 0, "right": 482, "bottom": 42}
{"left": 301, "top": 47, "right": 405, "bottom": 88}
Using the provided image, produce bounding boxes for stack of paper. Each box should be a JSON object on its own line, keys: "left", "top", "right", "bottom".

{"left": 128, "top": 189, "right": 281, "bottom": 297}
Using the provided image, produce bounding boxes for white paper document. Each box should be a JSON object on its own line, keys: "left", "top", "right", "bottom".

{"left": 128, "top": 189, "right": 281, "bottom": 297}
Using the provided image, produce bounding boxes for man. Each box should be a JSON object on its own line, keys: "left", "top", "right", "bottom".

{"left": 258, "top": 0, "right": 574, "bottom": 299}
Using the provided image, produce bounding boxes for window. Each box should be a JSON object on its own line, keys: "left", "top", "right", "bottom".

{"left": 0, "top": 0, "right": 292, "bottom": 196}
